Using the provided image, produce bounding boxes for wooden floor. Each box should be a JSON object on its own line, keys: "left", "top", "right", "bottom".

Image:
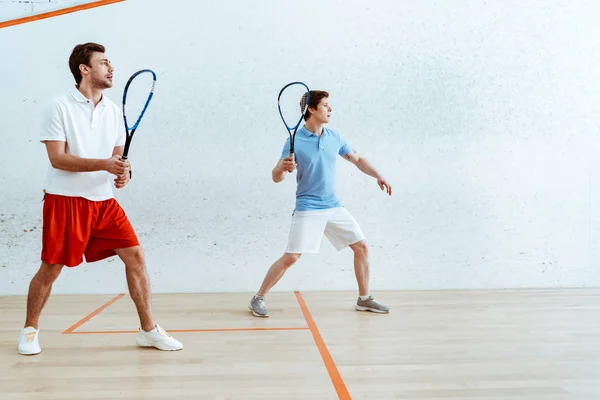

{"left": 1, "top": 289, "right": 599, "bottom": 399}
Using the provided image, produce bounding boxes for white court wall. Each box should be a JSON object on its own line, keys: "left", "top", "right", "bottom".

{"left": 1, "top": 0, "right": 600, "bottom": 295}
{"left": 0, "top": 0, "right": 95, "bottom": 21}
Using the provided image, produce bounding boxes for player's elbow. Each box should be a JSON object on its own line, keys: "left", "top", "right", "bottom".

{"left": 48, "top": 154, "right": 63, "bottom": 170}
{"left": 272, "top": 169, "right": 286, "bottom": 183}
{"left": 272, "top": 164, "right": 286, "bottom": 182}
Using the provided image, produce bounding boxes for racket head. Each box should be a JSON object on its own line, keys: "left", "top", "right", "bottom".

{"left": 122, "top": 69, "right": 157, "bottom": 132}
{"left": 277, "top": 81, "right": 310, "bottom": 132}
{"left": 121, "top": 69, "right": 157, "bottom": 159}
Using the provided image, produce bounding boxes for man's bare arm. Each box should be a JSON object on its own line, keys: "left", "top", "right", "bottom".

{"left": 44, "top": 141, "right": 129, "bottom": 176}
{"left": 342, "top": 149, "right": 392, "bottom": 195}
{"left": 272, "top": 155, "right": 296, "bottom": 183}
{"left": 112, "top": 146, "right": 124, "bottom": 157}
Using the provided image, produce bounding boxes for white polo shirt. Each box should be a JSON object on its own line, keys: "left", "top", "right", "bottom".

{"left": 40, "top": 89, "right": 126, "bottom": 201}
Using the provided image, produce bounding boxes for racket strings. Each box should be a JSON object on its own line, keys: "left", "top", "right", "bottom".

{"left": 123, "top": 70, "right": 156, "bottom": 131}
{"left": 299, "top": 92, "right": 309, "bottom": 115}
{"left": 277, "top": 82, "right": 311, "bottom": 155}
{"left": 278, "top": 85, "right": 310, "bottom": 131}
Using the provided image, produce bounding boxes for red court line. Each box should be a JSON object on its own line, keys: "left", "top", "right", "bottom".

{"left": 62, "top": 293, "right": 125, "bottom": 334}
{"left": 0, "top": 0, "right": 125, "bottom": 29}
{"left": 65, "top": 327, "right": 310, "bottom": 335}
{"left": 294, "top": 291, "right": 351, "bottom": 400}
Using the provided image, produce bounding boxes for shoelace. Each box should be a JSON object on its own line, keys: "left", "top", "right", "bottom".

{"left": 157, "top": 326, "right": 172, "bottom": 337}
{"left": 256, "top": 298, "right": 266, "bottom": 309}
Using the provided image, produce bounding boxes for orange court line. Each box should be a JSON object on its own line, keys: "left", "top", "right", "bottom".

{"left": 62, "top": 292, "right": 310, "bottom": 334}
{"left": 62, "top": 293, "right": 125, "bottom": 334}
{"left": 66, "top": 327, "right": 310, "bottom": 335}
{"left": 0, "top": 0, "right": 125, "bottom": 29}
{"left": 294, "top": 291, "right": 351, "bottom": 400}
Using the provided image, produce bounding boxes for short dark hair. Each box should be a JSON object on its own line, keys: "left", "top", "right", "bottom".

{"left": 68, "top": 42, "right": 105, "bottom": 86}
{"left": 301, "top": 90, "right": 329, "bottom": 121}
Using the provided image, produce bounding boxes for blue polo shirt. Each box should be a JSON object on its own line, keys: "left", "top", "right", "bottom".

{"left": 280, "top": 125, "right": 352, "bottom": 211}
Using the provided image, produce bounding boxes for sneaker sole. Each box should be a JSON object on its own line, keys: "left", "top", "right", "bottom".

{"left": 355, "top": 305, "right": 389, "bottom": 313}
{"left": 18, "top": 348, "right": 41, "bottom": 355}
{"left": 136, "top": 336, "right": 183, "bottom": 351}
{"left": 248, "top": 305, "right": 269, "bottom": 318}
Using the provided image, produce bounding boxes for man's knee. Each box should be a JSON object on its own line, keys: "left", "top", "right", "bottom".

{"left": 282, "top": 253, "right": 301, "bottom": 268}
{"left": 130, "top": 246, "right": 145, "bottom": 265}
{"left": 39, "top": 262, "right": 63, "bottom": 283}
{"left": 118, "top": 246, "right": 146, "bottom": 269}
{"left": 350, "top": 240, "right": 368, "bottom": 256}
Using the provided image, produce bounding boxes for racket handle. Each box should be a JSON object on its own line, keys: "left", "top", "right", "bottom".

{"left": 120, "top": 155, "right": 132, "bottom": 179}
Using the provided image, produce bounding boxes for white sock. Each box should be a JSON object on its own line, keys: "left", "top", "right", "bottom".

{"left": 359, "top": 294, "right": 371, "bottom": 301}
{"left": 141, "top": 324, "right": 157, "bottom": 333}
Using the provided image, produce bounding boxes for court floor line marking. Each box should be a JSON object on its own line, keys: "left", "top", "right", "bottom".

{"left": 0, "top": 0, "right": 125, "bottom": 29}
{"left": 63, "top": 292, "right": 310, "bottom": 334}
{"left": 294, "top": 290, "right": 351, "bottom": 400}
{"left": 65, "top": 327, "right": 310, "bottom": 334}
{"left": 62, "top": 293, "right": 125, "bottom": 334}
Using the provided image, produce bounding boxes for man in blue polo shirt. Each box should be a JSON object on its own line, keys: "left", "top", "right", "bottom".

{"left": 249, "top": 90, "right": 392, "bottom": 317}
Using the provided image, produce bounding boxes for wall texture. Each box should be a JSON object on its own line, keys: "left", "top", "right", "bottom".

{"left": 0, "top": 0, "right": 99, "bottom": 21}
{"left": 1, "top": 0, "right": 600, "bottom": 295}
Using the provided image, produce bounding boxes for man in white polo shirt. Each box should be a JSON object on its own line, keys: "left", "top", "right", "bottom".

{"left": 17, "top": 42, "right": 182, "bottom": 355}
{"left": 249, "top": 90, "right": 393, "bottom": 317}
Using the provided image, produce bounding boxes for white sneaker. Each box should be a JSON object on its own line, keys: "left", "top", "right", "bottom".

{"left": 136, "top": 324, "right": 183, "bottom": 351}
{"left": 18, "top": 326, "right": 41, "bottom": 355}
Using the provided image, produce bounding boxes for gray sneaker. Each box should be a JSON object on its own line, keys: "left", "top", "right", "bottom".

{"left": 355, "top": 296, "right": 389, "bottom": 313}
{"left": 248, "top": 295, "right": 269, "bottom": 317}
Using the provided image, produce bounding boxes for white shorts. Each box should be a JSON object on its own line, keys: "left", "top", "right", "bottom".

{"left": 285, "top": 207, "right": 366, "bottom": 254}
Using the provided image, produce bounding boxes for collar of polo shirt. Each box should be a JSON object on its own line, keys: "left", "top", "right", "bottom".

{"left": 70, "top": 88, "right": 106, "bottom": 106}
{"left": 299, "top": 126, "right": 329, "bottom": 137}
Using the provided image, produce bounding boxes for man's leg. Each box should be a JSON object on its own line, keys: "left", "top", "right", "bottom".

{"left": 115, "top": 245, "right": 183, "bottom": 351}
{"left": 257, "top": 253, "right": 302, "bottom": 297}
{"left": 249, "top": 253, "right": 301, "bottom": 318}
{"left": 325, "top": 208, "right": 389, "bottom": 314}
{"left": 24, "top": 262, "right": 63, "bottom": 329}
{"left": 21, "top": 193, "right": 91, "bottom": 355}
{"left": 86, "top": 197, "right": 181, "bottom": 350}
{"left": 249, "top": 210, "right": 325, "bottom": 317}
{"left": 115, "top": 246, "right": 154, "bottom": 332}
{"left": 18, "top": 262, "right": 63, "bottom": 355}
{"left": 349, "top": 240, "right": 389, "bottom": 313}
{"left": 349, "top": 240, "right": 369, "bottom": 297}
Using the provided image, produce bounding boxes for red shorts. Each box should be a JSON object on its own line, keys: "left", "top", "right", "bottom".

{"left": 41, "top": 194, "right": 140, "bottom": 267}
